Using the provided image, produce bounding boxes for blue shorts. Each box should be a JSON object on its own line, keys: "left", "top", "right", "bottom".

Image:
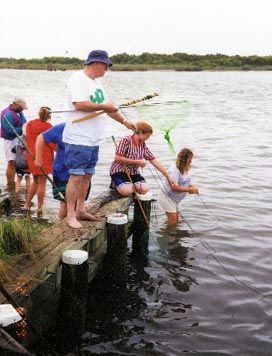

{"left": 110, "top": 172, "right": 146, "bottom": 187}
{"left": 64, "top": 144, "right": 99, "bottom": 176}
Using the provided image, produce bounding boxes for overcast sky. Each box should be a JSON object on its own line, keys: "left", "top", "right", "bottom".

{"left": 1, "top": 0, "right": 271, "bottom": 59}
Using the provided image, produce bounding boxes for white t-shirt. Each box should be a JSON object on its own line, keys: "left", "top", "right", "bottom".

{"left": 161, "top": 164, "right": 191, "bottom": 203}
{"left": 62, "top": 70, "right": 109, "bottom": 146}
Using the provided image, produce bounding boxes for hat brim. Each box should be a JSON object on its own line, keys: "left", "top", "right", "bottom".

{"left": 84, "top": 58, "right": 112, "bottom": 67}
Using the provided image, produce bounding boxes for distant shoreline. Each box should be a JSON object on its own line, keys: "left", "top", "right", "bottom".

{"left": 1, "top": 52, "right": 272, "bottom": 71}
{"left": 1, "top": 64, "right": 272, "bottom": 72}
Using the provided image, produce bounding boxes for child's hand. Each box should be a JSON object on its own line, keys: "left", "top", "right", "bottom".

{"left": 188, "top": 185, "right": 198, "bottom": 194}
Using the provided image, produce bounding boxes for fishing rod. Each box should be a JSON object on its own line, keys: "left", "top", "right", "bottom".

{"left": 111, "top": 135, "right": 150, "bottom": 228}
{"left": 72, "top": 93, "right": 159, "bottom": 124}
{"left": 49, "top": 97, "right": 186, "bottom": 114}
{"left": 125, "top": 99, "right": 189, "bottom": 108}
{"left": 2, "top": 115, "right": 65, "bottom": 201}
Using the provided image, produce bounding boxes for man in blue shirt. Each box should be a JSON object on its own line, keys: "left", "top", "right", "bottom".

{"left": 1, "top": 98, "right": 27, "bottom": 185}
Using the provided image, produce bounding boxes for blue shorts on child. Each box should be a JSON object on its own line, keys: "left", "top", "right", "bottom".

{"left": 110, "top": 172, "right": 146, "bottom": 187}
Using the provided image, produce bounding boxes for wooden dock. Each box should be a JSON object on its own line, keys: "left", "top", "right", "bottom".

{"left": 0, "top": 188, "right": 153, "bottom": 352}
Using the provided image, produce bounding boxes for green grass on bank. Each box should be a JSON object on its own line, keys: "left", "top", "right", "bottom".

{"left": 1, "top": 52, "right": 272, "bottom": 71}
{"left": 0, "top": 218, "right": 47, "bottom": 281}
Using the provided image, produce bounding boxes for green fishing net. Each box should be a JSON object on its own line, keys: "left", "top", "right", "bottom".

{"left": 131, "top": 100, "right": 190, "bottom": 154}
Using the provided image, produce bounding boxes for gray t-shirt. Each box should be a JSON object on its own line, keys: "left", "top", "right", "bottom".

{"left": 161, "top": 164, "right": 191, "bottom": 203}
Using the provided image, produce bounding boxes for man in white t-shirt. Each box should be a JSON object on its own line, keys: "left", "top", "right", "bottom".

{"left": 63, "top": 50, "right": 134, "bottom": 228}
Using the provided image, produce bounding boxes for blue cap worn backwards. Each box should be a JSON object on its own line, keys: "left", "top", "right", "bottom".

{"left": 84, "top": 50, "right": 112, "bottom": 67}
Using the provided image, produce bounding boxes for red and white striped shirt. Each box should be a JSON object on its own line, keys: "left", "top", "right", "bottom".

{"left": 110, "top": 134, "right": 155, "bottom": 175}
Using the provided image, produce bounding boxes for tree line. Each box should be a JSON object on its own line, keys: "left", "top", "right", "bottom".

{"left": 1, "top": 53, "right": 272, "bottom": 71}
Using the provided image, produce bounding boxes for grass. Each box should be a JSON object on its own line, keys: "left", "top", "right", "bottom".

{"left": 0, "top": 218, "right": 37, "bottom": 256}
{"left": 0, "top": 218, "right": 47, "bottom": 281}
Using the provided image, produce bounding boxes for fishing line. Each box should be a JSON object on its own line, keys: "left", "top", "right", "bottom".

{"left": 196, "top": 194, "right": 221, "bottom": 223}
{"left": 182, "top": 214, "right": 265, "bottom": 297}
{"left": 109, "top": 107, "right": 266, "bottom": 297}
{"left": 147, "top": 165, "right": 265, "bottom": 297}
{"left": 119, "top": 107, "right": 136, "bottom": 130}
{"left": 147, "top": 164, "right": 218, "bottom": 231}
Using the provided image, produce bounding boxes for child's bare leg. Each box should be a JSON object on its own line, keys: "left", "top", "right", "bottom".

{"left": 24, "top": 176, "right": 38, "bottom": 209}
{"left": 117, "top": 183, "right": 134, "bottom": 196}
{"left": 166, "top": 212, "right": 179, "bottom": 227}
{"left": 15, "top": 176, "right": 23, "bottom": 193}
{"left": 25, "top": 175, "right": 30, "bottom": 194}
{"left": 58, "top": 201, "right": 67, "bottom": 219}
{"left": 37, "top": 175, "right": 47, "bottom": 213}
{"left": 134, "top": 182, "right": 149, "bottom": 195}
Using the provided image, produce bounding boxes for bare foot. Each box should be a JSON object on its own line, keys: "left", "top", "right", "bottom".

{"left": 66, "top": 217, "right": 83, "bottom": 229}
{"left": 76, "top": 212, "right": 100, "bottom": 221}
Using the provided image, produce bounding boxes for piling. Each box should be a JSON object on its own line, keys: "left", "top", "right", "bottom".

{"left": 105, "top": 212, "right": 128, "bottom": 285}
{"left": 57, "top": 250, "right": 89, "bottom": 350}
{"left": 132, "top": 192, "right": 152, "bottom": 263}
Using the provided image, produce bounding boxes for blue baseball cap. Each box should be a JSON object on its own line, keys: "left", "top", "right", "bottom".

{"left": 84, "top": 50, "right": 112, "bottom": 67}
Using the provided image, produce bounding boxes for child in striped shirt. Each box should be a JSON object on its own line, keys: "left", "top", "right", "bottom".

{"left": 110, "top": 121, "right": 173, "bottom": 196}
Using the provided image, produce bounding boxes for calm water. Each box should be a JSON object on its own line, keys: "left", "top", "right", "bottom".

{"left": 1, "top": 69, "right": 272, "bottom": 355}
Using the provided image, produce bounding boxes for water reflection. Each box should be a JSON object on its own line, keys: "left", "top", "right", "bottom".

{"left": 79, "top": 226, "right": 197, "bottom": 355}
{"left": 156, "top": 225, "right": 197, "bottom": 293}
{"left": 82, "top": 256, "right": 148, "bottom": 354}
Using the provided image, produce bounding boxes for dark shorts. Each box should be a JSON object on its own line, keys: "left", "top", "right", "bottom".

{"left": 110, "top": 172, "right": 146, "bottom": 187}
{"left": 16, "top": 168, "right": 30, "bottom": 177}
{"left": 64, "top": 143, "right": 99, "bottom": 176}
{"left": 52, "top": 177, "right": 68, "bottom": 202}
{"left": 52, "top": 176, "right": 91, "bottom": 202}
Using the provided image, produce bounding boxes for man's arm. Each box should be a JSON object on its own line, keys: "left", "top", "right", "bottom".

{"left": 108, "top": 111, "right": 136, "bottom": 131}
{"left": 74, "top": 101, "right": 135, "bottom": 131}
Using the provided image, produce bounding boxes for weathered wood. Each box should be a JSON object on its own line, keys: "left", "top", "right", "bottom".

{"left": 0, "top": 327, "right": 33, "bottom": 355}
{"left": 0, "top": 190, "right": 133, "bottom": 341}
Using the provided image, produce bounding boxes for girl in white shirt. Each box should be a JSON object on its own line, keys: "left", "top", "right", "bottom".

{"left": 157, "top": 148, "right": 198, "bottom": 226}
